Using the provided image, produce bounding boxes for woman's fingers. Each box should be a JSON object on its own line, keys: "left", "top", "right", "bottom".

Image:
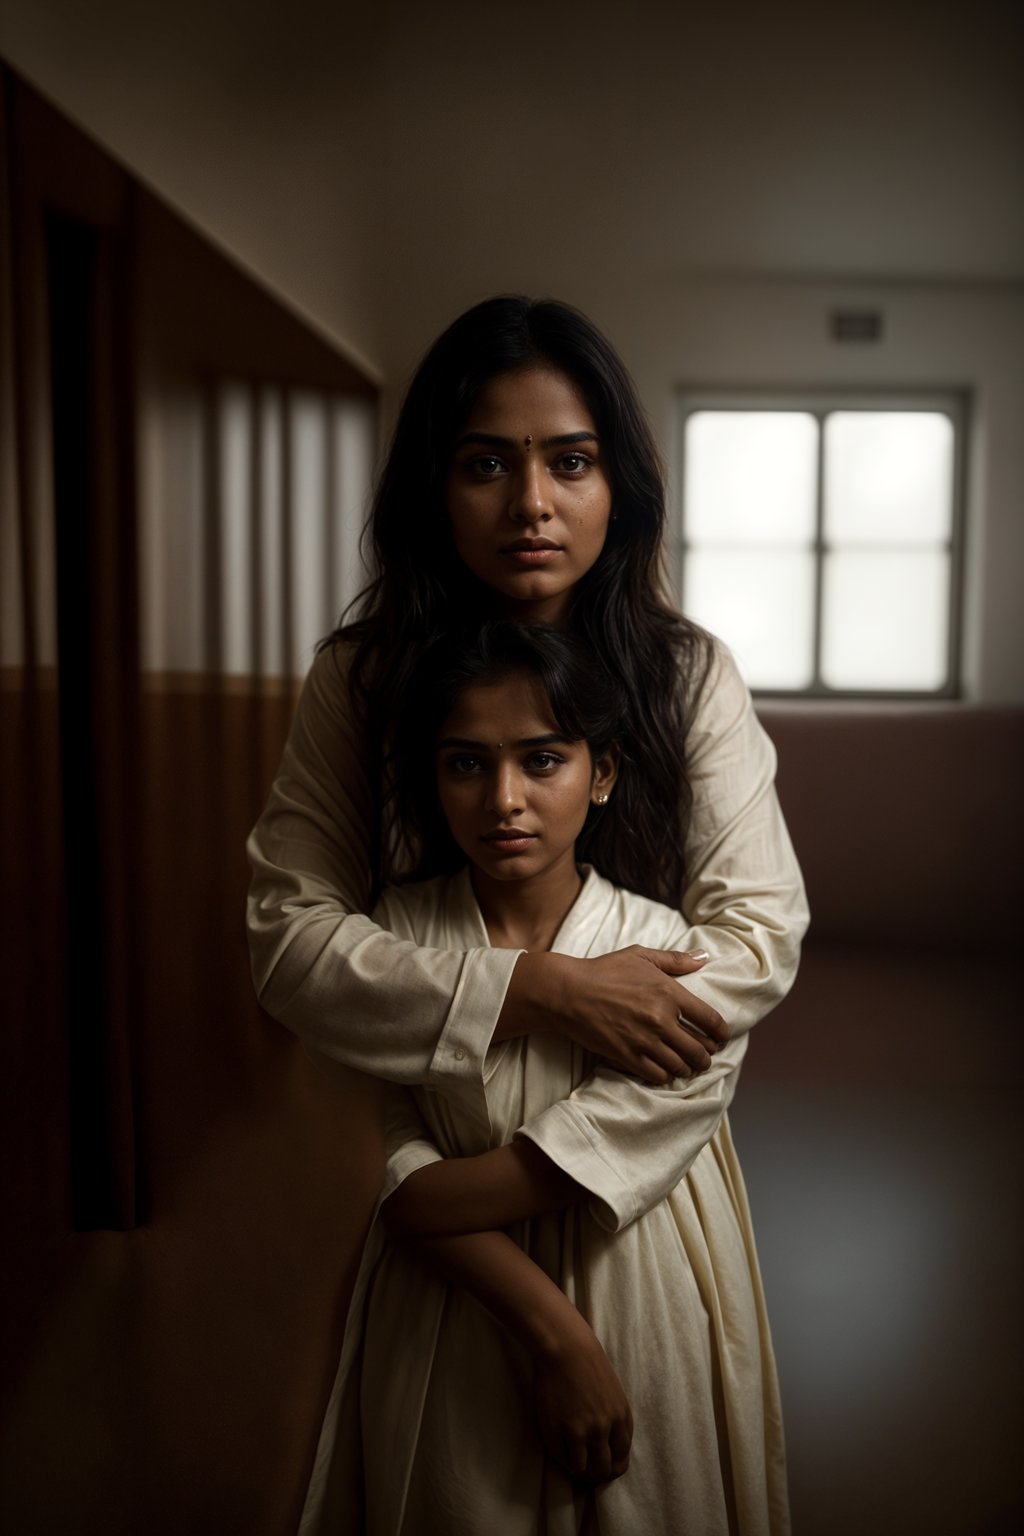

{"left": 674, "top": 985, "right": 730, "bottom": 1047}
{"left": 637, "top": 945, "right": 710, "bottom": 977}
{"left": 545, "top": 946, "right": 730, "bottom": 1085}
{"left": 608, "top": 1414, "right": 632, "bottom": 1478}
{"left": 579, "top": 1416, "right": 633, "bottom": 1482}
{"left": 563, "top": 1428, "right": 630, "bottom": 1484}
{"left": 633, "top": 1055, "right": 673, "bottom": 1086}
{"left": 533, "top": 1332, "right": 633, "bottom": 1484}
{"left": 634, "top": 948, "right": 731, "bottom": 1047}
{"left": 627, "top": 1014, "right": 718, "bottom": 1082}
{"left": 561, "top": 1432, "right": 588, "bottom": 1479}
{"left": 629, "top": 982, "right": 727, "bottom": 1080}
{"left": 585, "top": 1433, "right": 614, "bottom": 1483}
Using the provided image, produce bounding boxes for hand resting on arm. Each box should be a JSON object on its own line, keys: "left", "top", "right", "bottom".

{"left": 380, "top": 1146, "right": 632, "bottom": 1484}
{"left": 377, "top": 1000, "right": 745, "bottom": 1483}
{"left": 408, "top": 1229, "right": 633, "bottom": 1484}
{"left": 499, "top": 945, "right": 728, "bottom": 1084}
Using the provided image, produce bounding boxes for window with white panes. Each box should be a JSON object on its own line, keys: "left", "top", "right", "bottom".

{"left": 677, "top": 395, "right": 965, "bottom": 696}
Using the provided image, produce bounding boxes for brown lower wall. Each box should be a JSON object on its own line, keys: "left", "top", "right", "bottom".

{"left": 757, "top": 701, "right": 1024, "bottom": 947}
{"left": 1, "top": 682, "right": 383, "bottom": 1536}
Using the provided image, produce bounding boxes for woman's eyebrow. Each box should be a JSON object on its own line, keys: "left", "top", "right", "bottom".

{"left": 453, "top": 431, "right": 599, "bottom": 451}
{"left": 436, "top": 733, "right": 572, "bottom": 751}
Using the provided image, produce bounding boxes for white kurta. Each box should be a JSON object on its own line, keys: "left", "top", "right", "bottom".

{"left": 300, "top": 867, "right": 789, "bottom": 1536}
{"left": 246, "top": 638, "right": 809, "bottom": 1088}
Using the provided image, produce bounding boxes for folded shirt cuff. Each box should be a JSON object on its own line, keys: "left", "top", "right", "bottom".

{"left": 378, "top": 1139, "right": 444, "bottom": 1208}
{"left": 516, "top": 1101, "right": 636, "bottom": 1234}
{"left": 427, "top": 945, "right": 521, "bottom": 1095}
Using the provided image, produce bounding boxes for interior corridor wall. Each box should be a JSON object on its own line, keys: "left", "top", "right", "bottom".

{"left": 0, "top": 72, "right": 382, "bottom": 1535}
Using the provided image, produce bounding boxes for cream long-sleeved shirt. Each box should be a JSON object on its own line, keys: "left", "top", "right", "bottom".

{"left": 299, "top": 867, "right": 793, "bottom": 1536}
{"left": 245, "top": 637, "right": 809, "bottom": 1089}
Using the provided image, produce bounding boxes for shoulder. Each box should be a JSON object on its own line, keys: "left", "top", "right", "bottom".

{"left": 684, "top": 633, "right": 774, "bottom": 772}
{"left": 288, "top": 635, "right": 363, "bottom": 755}
{"left": 686, "top": 633, "right": 749, "bottom": 731}
{"left": 298, "top": 637, "right": 358, "bottom": 720}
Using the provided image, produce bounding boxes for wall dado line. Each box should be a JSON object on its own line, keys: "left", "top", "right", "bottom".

{"left": 1, "top": 668, "right": 306, "bottom": 694}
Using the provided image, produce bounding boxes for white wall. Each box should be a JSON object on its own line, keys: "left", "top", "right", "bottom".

{"left": 0, "top": 1, "right": 384, "bottom": 376}
{"left": 366, "top": 0, "right": 1024, "bottom": 372}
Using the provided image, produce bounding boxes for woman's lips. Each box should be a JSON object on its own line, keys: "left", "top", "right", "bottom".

{"left": 481, "top": 831, "right": 538, "bottom": 855}
{"left": 499, "top": 540, "right": 563, "bottom": 567}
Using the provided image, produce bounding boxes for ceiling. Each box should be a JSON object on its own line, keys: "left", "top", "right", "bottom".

{"left": 2, "top": 0, "right": 1022, "bottom": 375}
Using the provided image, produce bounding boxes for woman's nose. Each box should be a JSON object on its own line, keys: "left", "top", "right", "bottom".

{"left": 508, "top": 461, "right": 552, "bottom": 523}
{"left": 486, "top": 765, "right": 524, "bottom": 817}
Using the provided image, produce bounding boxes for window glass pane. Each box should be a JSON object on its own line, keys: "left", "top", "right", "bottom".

{"left": 821, "top": 549, "right": 950, "bottom": 690}
{"left": 685, "top": 412, "right": 818, "bottom": 544}
{"left": 824, "top": 412, "right": 954, "bottom": 544}
{"left": 683, "top": 549, "right": 815, "bottom": 690}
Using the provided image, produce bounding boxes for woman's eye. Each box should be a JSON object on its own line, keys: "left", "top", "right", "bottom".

{"left": 469, "top": 455, "right": 506, "bottom": 477}
{"left": 556, "top": 452, "right": 592, "bottom": 475}
{"left": 446, "top": 755, "right": 481, "bottom": 775}
{"left": 526, "top": 752, "right": 564, "bottom": 772}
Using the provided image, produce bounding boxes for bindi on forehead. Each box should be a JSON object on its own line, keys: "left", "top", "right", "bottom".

{"left": 523, "top": 435, "right": 532, "bottom": 448}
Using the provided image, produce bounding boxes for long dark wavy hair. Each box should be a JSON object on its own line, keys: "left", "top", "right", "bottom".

{"left": 396, "top": 623, "right": 636, "bottom": 888}
{"left": 325, "top": 295, "right": 712, "bottom": 906}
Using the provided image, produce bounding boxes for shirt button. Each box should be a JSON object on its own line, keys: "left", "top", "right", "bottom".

{"left": 454, "top": 1048, "right": 466, "bottom": 1061}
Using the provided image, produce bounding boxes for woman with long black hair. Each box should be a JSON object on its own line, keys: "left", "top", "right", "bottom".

{"left": 246, "top": 296, "right": 808, "bottom": 1531}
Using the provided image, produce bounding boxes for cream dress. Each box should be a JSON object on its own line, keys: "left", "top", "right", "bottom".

{"left": 299, "top": 867, "right": 790, "bottom": 1536}
{"left": 246, "top": 638, "right": 809, "bottom": 1534}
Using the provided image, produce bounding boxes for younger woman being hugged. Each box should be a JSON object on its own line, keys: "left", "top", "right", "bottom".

{"left": 300, "top": 623, "right": 788, "bottom": 1536}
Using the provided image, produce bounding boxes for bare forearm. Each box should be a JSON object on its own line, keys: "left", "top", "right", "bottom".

{"left": 415, "top": 1227, "right": 633, "bottom": 1483}
{"left": 494, "top": 951, "right": 574, "bottom": 1041}
{"left": 382, "top": 1140, "right": 585, "bottom": 1238}
{"left": 414, "top": 1228, "right": 590, "bottom": 1360}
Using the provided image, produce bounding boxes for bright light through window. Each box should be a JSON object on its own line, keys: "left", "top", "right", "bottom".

{"left": 685, "top": 412, "right": 818, "bottom": 544}
{"left": 680, "top": 398, "right": 961, "bottom": 695}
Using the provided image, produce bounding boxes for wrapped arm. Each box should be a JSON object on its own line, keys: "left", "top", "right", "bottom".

{"left": 374, "top": 1092, "right": 629, "bottom": 1484}
{"left": 672, "top": 641, "right": 808, "bottom": 1036}
{"left": 376, "top": 1083, "right": 445, "bottom": 1206}
{"left": 517, "top": 645, "right": 806, "bottom": 1235}
{"left": 375, "top": 1090, "right": 580, "bottom": 1253}
{"left": 516, "top": 1032, "right": 748, "bottom": 1234}
{"left": 246, "top": 644, "right": 519, "bottom": 1087}
{"left": 375, "top": 996, "right": 747, "bottom": 1240}
{"left": 247, "top": 639, "right": 805, "bottom": 1097}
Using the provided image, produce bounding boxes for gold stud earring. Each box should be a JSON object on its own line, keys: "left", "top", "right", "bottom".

{"left": 596, "top": 793, "right": 609, "bottom": 805}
